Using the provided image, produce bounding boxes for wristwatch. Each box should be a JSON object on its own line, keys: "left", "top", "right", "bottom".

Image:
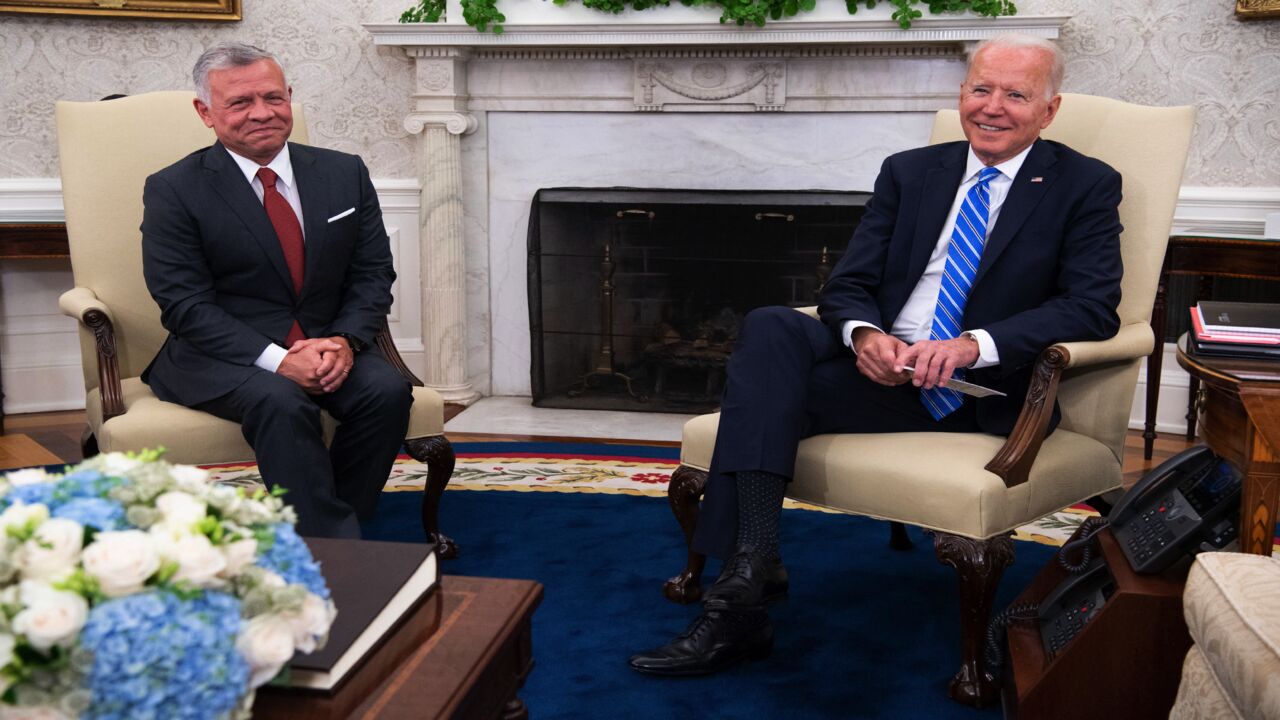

{"left": 334, "top": 332, "right": 366, "bottom": 355}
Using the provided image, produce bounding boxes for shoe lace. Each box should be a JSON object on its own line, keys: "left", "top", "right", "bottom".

{"left": 679, "top": 613, "right": 721, "bottom": 643}
{"left": 720, "top": 552, "right": 753, "bottom": 580}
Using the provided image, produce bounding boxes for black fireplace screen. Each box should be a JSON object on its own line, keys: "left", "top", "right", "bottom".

{"left": 528, "top": 188, "right": 870, "bottom": 414}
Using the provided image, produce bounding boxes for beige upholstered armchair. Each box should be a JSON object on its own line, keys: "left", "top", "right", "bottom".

{"left": 663, "top": 94, "right": 1195, "bottom": 706}
{"left": 55, "top": 92, "right": 459, "bottom": 555}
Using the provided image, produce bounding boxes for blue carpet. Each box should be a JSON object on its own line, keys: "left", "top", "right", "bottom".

{"left": 365, "top": 465, "right": 1058, "bottom": 719}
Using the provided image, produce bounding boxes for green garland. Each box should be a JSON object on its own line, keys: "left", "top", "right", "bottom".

{"left": 400, "top": 0, "right": 1017, "bottom": 34}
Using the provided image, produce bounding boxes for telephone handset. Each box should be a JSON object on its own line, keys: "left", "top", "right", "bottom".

{"left": 1110, "top": 445, "right": 1242, "bottom": 575}
{"left": 1037, "top": 557, "right": 1115, "bottom": 657}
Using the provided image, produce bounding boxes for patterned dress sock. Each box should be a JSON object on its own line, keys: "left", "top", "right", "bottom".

{"left": 734, "top": 469, "right": 788, "bottom": 561}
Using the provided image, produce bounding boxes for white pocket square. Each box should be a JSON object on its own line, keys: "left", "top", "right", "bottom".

{"left": 327, "top": 208, "right": 355, "bottom": 223}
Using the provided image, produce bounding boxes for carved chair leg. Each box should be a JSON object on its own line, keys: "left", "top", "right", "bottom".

{"left": 663, "top": 465, "right": 709, "bottom": 604}
{"left": 888, "top": 521, "right": 914, "bottom": 550}
{"left": 932, "top": 531, "right": 1015, "bottom": 708}
{"left": 405, "top": 435, "right": 458, "bottom": 559}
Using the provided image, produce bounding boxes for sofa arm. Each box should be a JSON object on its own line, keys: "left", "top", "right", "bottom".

{"left": 58, "top": 287, "right": 125, "bottom": 422}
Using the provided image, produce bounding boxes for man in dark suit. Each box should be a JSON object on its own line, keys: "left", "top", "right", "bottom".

{"left": 141, "top": 43, "right": 412, "bottom": 538}
{"left": 630, "top": 34, "right": 1123, "bottom": 674}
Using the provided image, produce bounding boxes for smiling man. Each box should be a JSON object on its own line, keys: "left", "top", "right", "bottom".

{"left": 140, "top": 43, "right": 413, "bottom": 538}
{"left": 630, "top": 34, "right": 1124, "bottom": 676}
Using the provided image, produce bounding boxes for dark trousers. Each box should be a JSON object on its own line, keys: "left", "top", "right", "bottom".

{"left": 196, "top": 350, "right": 413, "bottom": 538}
{"left": 692, "top": 307, "right": 982, "bottom": 559}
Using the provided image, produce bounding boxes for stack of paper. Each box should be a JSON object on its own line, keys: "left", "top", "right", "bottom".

{"left": 1189, "top": 301, "right": 1280, "bottom": 359}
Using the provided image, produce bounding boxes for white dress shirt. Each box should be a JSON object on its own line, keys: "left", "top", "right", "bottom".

{"left": 224, "top": 145, "right": 304, "bottom": 373}
{"left": 842, "top": 143, "right": 1034, "bottom": 369}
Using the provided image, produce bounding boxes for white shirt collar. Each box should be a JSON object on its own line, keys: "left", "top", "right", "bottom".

{"left": 963, "top": 141, "right": 1035, "bottom": 184}
{"left": 224, "top": 143, "right": 295, "bottom": 190}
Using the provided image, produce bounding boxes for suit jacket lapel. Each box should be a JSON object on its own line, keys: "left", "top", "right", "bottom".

{"left": 907, "top": 144, "right": 967, "bottom": 283}
{"left": 291, "top": 143, "right": 328, "bottom": 302}
{"left": 202, "top": 142, "right": 297, "bottom": 295}
{"left": 974, "top": 139, "right": 1059, "bottom": 286}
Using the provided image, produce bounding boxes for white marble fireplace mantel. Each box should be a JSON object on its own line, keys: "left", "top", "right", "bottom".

{"left": 364, "top": 12, "right": 1067, "bottom": 404}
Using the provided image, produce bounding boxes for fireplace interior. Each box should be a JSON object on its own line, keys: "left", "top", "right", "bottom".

{"left": 528, "top": 188, "right": 869, "bottom": 413}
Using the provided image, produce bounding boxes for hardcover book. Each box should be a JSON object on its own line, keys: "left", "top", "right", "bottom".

{"left": 1196, "top": 301, "right": 1280, "bottom": 337}
{"left": 288, "top": 537, "right": 440, "bottom": 691}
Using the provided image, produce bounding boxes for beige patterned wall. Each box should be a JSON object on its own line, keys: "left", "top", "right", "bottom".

{"left": 0, "top": 0, "right": 417, "bottom": 178}
{"left": 1, "top": 0, "right": 1277, "bottom": 185}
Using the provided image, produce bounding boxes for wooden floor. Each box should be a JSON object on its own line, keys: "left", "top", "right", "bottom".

{"left": 0, "top": 408, "right": 1194, "bottom": 490}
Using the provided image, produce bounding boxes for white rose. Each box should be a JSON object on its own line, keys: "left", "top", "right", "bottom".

{"left": 3, "top": 469, "right": 50, "bottom": 487}
{"left": 81, "top": 530, "right": 160, "bottom": 597}
{"left": 95, "top": 452, "right": 143, "bottom": 476}
{"left": 0, "top": 632, "right": 15, "bottom": 668}
{"left": 0, "top": 501, "right": 49, "bottom": 534}
{"left": 154, "top": 491, "right": 207, "bottom": 533}
{"left": 16, "top": 518, "right": 84, "bottom": 582}
{"left": 11, "top": 581, "right": 89, "bottom": 652}
{"left": 286, "top": 595, "right": 336, "bottom": 654}
{"left": 168, "top": 464, "right": 210, "bottom": 492}
{"left": 218, "top": 538, "right": 258, "bottom": 579}
{"left": 162, "top": 532, "right": 226, "bottom": 588}
{"left": 236, "top": 615, "right": 297, "bottom": 688}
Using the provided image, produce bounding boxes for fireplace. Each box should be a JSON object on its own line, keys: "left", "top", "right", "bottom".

{"left": 528, "top": 188, "right": 869, "bottom": 412}
{"left": 365, "top": 14, "right": 1067, "bottom": 403}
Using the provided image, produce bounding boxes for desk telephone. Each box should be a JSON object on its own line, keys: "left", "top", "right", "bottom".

{"left": 989, "top": 446, "right": 1243, "bottom": 664}
{"left": 1110, "top": 445, "right": 1241, "bottom": 574}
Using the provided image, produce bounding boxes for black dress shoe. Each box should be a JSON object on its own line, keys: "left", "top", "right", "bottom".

{"left": 702, "top": 549, "right": 789, "bottom": 610}
{"left": 628, "top": 610, "right": 773, "bottom": 676}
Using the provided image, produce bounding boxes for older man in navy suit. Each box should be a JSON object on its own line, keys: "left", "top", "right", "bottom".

{"left": 141, "top": 43, "right": 412, "bottom": 538}
{"left": 631, "top": 33, "right": 1124, "bottom": 675}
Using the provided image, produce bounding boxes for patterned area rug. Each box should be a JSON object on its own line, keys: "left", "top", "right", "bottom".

{"left": 202, "top": 440, "right": 1095, "bottom": 548}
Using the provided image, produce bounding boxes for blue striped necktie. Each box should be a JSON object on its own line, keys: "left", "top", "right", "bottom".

{"left": 921, "top": 166, "right": 1002, "bottom": 421}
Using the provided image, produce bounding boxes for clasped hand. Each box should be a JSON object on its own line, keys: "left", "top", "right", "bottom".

{"left": 852, "top": 328, "right": 980, "bottom": 390}
{"left": 277, "top": 337, "right": 354, "bottom": 394}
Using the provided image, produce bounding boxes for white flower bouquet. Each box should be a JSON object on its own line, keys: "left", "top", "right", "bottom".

{"left": 0, "top": 451, "right": 336, "bottom": 720}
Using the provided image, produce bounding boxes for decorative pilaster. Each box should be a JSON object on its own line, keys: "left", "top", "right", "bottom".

{"left": 404, "top": 48, "right": 479, "bottom": 404}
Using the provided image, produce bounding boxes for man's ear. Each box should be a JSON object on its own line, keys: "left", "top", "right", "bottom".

{"left": 193, "top": 98, "right": 215, "bottom": 129}
{"left": 1040, "top": 94, "right": 1062, "bottom": 130}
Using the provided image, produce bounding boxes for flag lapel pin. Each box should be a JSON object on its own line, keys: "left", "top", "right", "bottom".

{"left": 1030, "top": 176, "right": 1044, "bottom": 183}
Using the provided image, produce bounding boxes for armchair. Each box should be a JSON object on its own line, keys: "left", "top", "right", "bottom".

{"left": 55, "top": 92, "right": 459, "bottom": 555}
{"left": 662, "top": 94, "right": 1195, "bottom": 706}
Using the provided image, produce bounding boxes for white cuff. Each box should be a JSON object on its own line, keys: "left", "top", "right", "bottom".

{"left": 964, "top": 329, "right": 1000, "bottom": 369}
{"left": 255, "top": 343, "right": 288, "bottom": 373}
{"left": 841, "top": 320, "right": 885, "bottom": 351}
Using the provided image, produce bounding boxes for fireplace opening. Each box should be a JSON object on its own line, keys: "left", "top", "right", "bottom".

{"left": 528, "top": 187, "right": 870, "bottom": 413}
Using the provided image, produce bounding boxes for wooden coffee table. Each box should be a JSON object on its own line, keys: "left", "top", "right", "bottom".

{"left": 255, "top": 576, "right": 543, "bottom": 719}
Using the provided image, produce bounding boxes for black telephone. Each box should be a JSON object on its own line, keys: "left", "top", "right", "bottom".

{"left": 1110, "top": 445, "right": 1242, "bottom": 574}
{"left": 1037, "top": 557, "right": 1115, "bottom": 657}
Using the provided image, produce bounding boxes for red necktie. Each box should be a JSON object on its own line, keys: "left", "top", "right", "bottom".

{"left": 256, "top": 167, "right": 306, "bottom": 347}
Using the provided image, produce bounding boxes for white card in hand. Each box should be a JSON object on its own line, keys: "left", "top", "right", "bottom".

{"left": 901, "top": 366, "right": 1007, "bottom": 398}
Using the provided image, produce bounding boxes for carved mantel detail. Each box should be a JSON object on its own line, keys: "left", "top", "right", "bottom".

{"left": 635, "top": 61, "right": 784, "bottom": 111}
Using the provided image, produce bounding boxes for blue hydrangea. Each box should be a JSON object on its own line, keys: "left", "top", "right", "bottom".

{"left": 52, "top": 497, "right": 127, "bottom": 532}
{"left": 79, "top": 590, "right": 249, "bottom": 720}
{"left": 1, "top": 481, "right": 55, "bottom": 508}
{"left": 0, "top": 470, "right": 125, "bottom": 515}
{"left": 257, "top": 523, "right": 330, "bottom": 599}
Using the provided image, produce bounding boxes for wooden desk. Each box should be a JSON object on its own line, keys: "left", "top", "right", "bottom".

{"left": 0, "top": 222, "right": 71, "bottom": 434}
{"left": 1175, "top": 335, "right": 1280, "bottom": 556}
{"left": 255, "top": 576, "right": 543, "bottom": 720}
{"left": 1145, "top": 233, "right": 1280, "bottom": 459}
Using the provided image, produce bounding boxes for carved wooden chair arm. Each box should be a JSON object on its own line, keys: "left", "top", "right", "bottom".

{"left": 59, "top": 287, "right": 126, "bottom": 422}
{"left": 985, "top": 322, "right": 1155, "bottom": 489}
{"left": 374, "top": 323, "right": 423, "bottom": 387}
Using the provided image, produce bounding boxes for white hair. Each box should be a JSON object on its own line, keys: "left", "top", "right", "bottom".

{"left": 192, "top": 43, "right": 283, "bottom": 104}
{"left": 970, "top": 34, "right": 1065, "bottom": 100}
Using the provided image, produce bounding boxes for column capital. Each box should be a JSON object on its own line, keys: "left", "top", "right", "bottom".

{"left": 405, "top": 112, "right": 478, "bottom": 136}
